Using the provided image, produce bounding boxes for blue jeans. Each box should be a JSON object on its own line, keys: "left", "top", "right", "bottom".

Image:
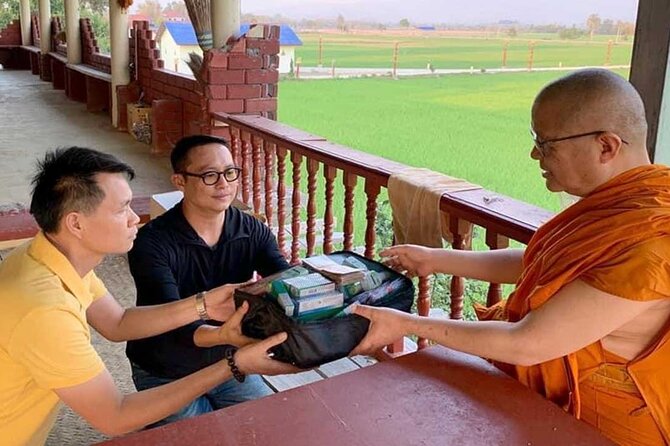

{"left": 131, "top": 362, "right": 273, "bottom": 428}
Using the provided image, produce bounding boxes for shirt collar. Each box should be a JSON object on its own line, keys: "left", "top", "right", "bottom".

{"left": 168, "top": 201, "right": 250, "bottom": 247}
{"left": 28, "top": 231, "right": 96, "bottom": 305}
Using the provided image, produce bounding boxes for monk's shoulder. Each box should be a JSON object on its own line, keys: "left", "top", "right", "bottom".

{"left": 581, "top": 236, "right": 670, "bottom": 301}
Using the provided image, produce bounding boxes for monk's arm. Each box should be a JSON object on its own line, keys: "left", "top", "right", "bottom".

{"left": 381, "top": 245, "right": 524, "bottom": 284}
{"left": 428, "top": 248, "right": 524, "bottom": 284}
{"left": 354, "top": 279, "right": 658, "bottom": 365}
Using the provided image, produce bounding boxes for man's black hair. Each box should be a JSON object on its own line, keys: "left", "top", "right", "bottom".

{"left": 170, "top": 135, "right": 230, "bottom": 173}
{"left": 30, "top": 147, "right": 135, "bottom": 233}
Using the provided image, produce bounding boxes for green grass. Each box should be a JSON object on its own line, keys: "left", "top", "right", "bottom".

{"left": 278, "top": 71, "right": 583, "bottom": 211}
{"left": 295, "top": 32, "right": 633, "bottom": 70}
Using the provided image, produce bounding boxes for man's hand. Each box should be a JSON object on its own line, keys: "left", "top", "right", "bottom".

{"left": 205, "top": 279, "right": 255, "bottom": 321}
{"left": 380, "top": 244, "right": 438, "bottom": 278}
{"left": 350, "top": 305, "right": 415, "bottom": 356}
{"left": 194, "top": 301, "right": 257, "bottom": 348}
{"left": 234, "top": 332, "right": 301, "bottom": 376}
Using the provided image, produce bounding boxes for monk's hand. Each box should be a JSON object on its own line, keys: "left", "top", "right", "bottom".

{"left": 234, "top": 332, "right": 302, "bottom": 376}
{"left": 350, "top": 304, "right": 414, "bottom": 356}
{"left": 380, "top": 244, "right": 437, "bottom": 278}
{"left": 204, "top": 279, "right": 256, "bottom": 322}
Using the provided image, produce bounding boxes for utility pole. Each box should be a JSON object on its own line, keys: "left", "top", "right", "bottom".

{"left": 527, "top": 40, "right": 536, "bottom": 71}
{"left": 501, "top": 40, "right": 509, "bottom": 68}
{"left": 605, "top": 39, "right": 613, "bottom": 66}
{"left": 392, "top": 41, "right": 400, "bottom": 78}
{"left": 318, "top": 36, "right": 323, "bottom": 67}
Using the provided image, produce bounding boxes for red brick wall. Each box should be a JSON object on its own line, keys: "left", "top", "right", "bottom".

{"left": 202, "top": 25, "right": 280, "bottom": 122}
{"left": 81, "top": 18, "right": 110, "bottom": 73}
{"left": 122, "top": 21, "right": 279, "bottom": 153}
{"left": 31, "top": 15, "right": 39, "bottom": 47}
{"left": 0, "top": 19, "right": 22, "bottom": 45}
{"left": 50, "top": 16, "right": 62, "bottom": 52}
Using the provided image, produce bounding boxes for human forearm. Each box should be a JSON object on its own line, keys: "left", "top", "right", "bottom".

{"left": 105, "top": 361, "right": 231, "bottom": 436}
{"left": 403, "top": 315, "right": 535, "bottom": 366}
{"left": 430, "top": 248, "right": 524, "bottom": 284}
{"left": 112, "top": 297, "right": 198, "bottom": 341}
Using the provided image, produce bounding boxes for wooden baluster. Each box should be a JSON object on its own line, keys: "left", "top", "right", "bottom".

{"left": 306, "top": 159, "right": 318, "bottom": 257}
{"left": 264, "top": 142, "right": 276, "bottom": 229}
{"left": 230, "top": 127, "right": 242, "bottom": 166}
{"left": 364, "top": 180, "right": 381, "bottom": 259}
{"left": 343, "top": 172, "right": 357, "bottom": 251}
{"left": 290, "top": 151, "right": 302, "bottom": 264}
{"left": 240, "top": 131, "right": 251, "bottom": 206}
{"left": 323, "top": 166, "right": 337, "bottom": 254}
{"left": 276, "top": 146, "right": 288, "bottom": 259}
{"left": 252, "top": 135, "right": 262, "bottom": 215}
{"left": 416, "top": 275, "right": 432, "bottom": 349}
{"left": 486, "top": 230, "right": 510, "bottom": 306}
{"left": 449, "top": 217, "right": 466, "bottom": 320}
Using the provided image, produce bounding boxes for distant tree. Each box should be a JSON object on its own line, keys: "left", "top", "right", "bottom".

{"left": 137, "top": 0, "right": 163, "bottom": 27}
{"left": 558, "top": 25, "right": 585, "bottom": 40}
{"left": 506, "top": 27, "right": 517, "bottom": 37}
{"left": 0, "top": 1, "right": 20, "bottom": 29}
{"left": 399, "top": 18, "right": 410, "bottom": 28}
{"left": 599, "top": 18, "right": 615, "bottom": 35}
{"left": 586, "top": 13, "right": 601, "bottom": 40}
{"left": 336, "top": 14, "right": 345, "bottom": 31}
{"left": 619, "top": 21, "right": 635, "bottom": 41}
{"left": 163, "top": 1, "right": 188, "bottom": 18}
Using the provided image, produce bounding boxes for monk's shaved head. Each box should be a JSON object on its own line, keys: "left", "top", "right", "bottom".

{"left": 532, "top": 69, "right": 647, "bottom": 147}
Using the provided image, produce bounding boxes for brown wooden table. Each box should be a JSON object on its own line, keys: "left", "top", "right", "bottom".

{"left": 98, "top": 346, "right": 613, "bottom": 446}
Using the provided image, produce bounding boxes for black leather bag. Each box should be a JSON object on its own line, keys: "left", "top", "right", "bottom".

{"left": 234, "top": 251, "right": 414, "bottom": 368}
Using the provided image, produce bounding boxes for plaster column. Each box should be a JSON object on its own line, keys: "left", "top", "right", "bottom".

{"left": 109, "top": 0, "right": 129, "bottom": 127}
{"left": 64, "top": 0, "right": 81, "bottom": 64}
{"left": 37, "top": 0, "right": 51, "bottom": 54}
{"left": 18, "top": 0, "right": 31, "bottom": 46}
{"left": 212, "top": 0, "right": 240, "bottom": 49}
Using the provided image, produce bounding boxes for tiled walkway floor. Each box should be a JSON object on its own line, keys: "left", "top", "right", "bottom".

{"left": 0, "top": 69, "right": 173, "bottom": 208}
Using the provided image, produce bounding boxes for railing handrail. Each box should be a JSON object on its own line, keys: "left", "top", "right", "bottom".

{"left": 212, "top": 112, "right": 554, "bottom": 245}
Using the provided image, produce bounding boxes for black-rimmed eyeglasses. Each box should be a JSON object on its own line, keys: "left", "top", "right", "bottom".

{"left": 179, "top": 167, "right": 242, "bottom": 185}
{"left": 530, "top": 129, "right": 629, "bottom": 157}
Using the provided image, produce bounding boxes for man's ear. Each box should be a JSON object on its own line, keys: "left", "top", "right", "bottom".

{"left": 63, "top": 212, "right": 84, "bottom": 239}
{"left": 171, "top": 173, "right": 186, "bottom": 191}
{"left": 598, "top": 132, "right": 624, "bottom": 163}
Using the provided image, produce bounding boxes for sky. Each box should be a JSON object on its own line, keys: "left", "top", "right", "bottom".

{"left": 240, "top": 0, "right": 639, "bottom": 26}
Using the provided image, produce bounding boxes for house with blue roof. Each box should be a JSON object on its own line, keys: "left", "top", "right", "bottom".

{"left": 157, "top": 22, "right": 303, "bottom": 75}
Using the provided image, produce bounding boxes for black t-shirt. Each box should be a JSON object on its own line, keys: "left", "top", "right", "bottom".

{"left": 126, "top": 202, "right": 289, "bottom": 379}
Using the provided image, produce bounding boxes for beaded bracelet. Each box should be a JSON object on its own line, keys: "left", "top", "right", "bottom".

{"left": 225, "top": 347, "right": 246, "bottom": 383}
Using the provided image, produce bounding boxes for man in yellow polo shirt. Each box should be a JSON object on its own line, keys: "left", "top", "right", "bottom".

{"left": 0, "top": 147, "right": 296, "bottom": 445}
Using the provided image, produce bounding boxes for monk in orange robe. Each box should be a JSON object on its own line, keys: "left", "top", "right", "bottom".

{"left": 352, "top": 68, "right": 670, "bottom": 446}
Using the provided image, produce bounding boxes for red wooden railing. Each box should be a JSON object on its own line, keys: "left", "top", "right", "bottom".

{"left": 212, "top": 112, "right": 555, "bottom": 353}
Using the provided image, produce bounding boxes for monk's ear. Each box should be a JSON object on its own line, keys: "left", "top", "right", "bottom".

{"left": 597, "top": 132, "right": 624, "bottom": 163}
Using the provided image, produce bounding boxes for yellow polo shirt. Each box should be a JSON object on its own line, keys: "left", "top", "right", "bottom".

{"left": 0, "top": 232, "right": 107, "bottom": 446}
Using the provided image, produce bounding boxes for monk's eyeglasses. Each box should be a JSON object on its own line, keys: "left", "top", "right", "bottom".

{"left": 530, "top": 129, "right": 629, "bottom": 157}
{"left": 179, "top": 167, "right": 242, "bottom": 186}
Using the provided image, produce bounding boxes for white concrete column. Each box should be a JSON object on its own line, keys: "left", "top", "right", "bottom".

{"left": 64, "top": 0, "right": 81, "bottom": 64}
{"left": 109, "top": 0, "right": 129, "bottom": 127}
{"left": 38, "top": 0, "right": 51, "bottom": 54}
{"left": 212, "top": 0, "right": 240, "bottom": 49}
{"left": 18, "top": 0, "right": 31, "bottom": 46}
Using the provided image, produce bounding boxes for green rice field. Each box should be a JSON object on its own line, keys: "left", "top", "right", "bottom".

{"left": 279, "top": 70, "right": 635, "bottom": 212}
{"left": 294, "top": 32, "right": 633, "bottom": 70}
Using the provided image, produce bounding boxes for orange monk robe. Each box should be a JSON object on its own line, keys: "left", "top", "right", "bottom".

{"left": 477, "top": 165, "right": 670, "bottom": 445}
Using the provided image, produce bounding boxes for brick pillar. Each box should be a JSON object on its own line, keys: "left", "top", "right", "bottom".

{"left": 200, "top": 24, "right": 280, "bottom": 140}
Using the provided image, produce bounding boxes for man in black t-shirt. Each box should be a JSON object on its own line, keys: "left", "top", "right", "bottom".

{"left": 126, "top": 135, "right": 289, "bottom": 427}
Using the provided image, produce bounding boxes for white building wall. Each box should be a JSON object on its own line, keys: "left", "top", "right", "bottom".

{"left": 279, "top": 46, "right": 296, "bottom": 74}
